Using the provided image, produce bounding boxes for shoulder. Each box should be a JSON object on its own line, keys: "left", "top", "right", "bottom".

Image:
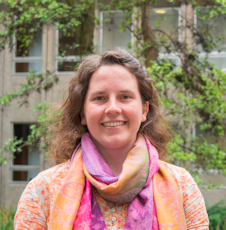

{"left": 158, "top": 161, "right": 199, "bottom": 198}
{"left": 15, "top": 160, "right": 71, "bottom": 228}
{"left": 159, "top": 160, "right": 189, "bottom": 175}
{"left": 159, "top": 161, "right": 209, "bottom": 228}
{"left": 18, "top": 161, "right": 70, "bottom": 199}
{"left": 39, "top": 160, "right": 70, "bottom": 178}
{"left": 21, "top": 160, "right": 71, "bottom": 200}
{"left": 159, "top": 161, "right": 195, "bottom": 188}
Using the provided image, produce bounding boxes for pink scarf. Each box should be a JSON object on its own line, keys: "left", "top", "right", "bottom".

{"left": 48, "top": 133, "right": 186, "bottom": 229}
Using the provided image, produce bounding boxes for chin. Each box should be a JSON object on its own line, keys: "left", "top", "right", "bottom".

{"left": 103, "top": 137, "right": 132, "bottom": 148}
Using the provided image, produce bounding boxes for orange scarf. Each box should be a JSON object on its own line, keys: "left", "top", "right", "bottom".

{"left": 154, "top": 161, "right": 187, "bottom": 229}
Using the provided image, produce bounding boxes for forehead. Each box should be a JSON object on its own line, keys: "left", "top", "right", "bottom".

{"left": 88, "top": 64, "right": 139, "bottom": 87}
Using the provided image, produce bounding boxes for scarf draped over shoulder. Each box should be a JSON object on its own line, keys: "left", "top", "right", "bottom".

{"left": 48, "top": 133, "right": 187, "bottom": 230}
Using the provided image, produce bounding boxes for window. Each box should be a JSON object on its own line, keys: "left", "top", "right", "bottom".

{"left": 100, "top": 9, "right": 180, "bottom": 65}
{"left": 150, "top": 8, "right": 180, "bottom": 65}
{"left": 207, "top": 56, "right": 226, "bottom": 70}
{"left": 150, "top": 8, "right": 180, "bottom": 47}
{"left": 100, "top": 11, "right": 132, "bottom": 53}
{"left": 12, "top": 31, "right": 42, "bottom": 75}
{"left": 55, "top": 28, "right": 81, "bottom": 73}
{"left": 11, "top": 124, "right": 40, "bottom": 182}
{"left": 195, "top": 7, "right": 226, "bottom": 71}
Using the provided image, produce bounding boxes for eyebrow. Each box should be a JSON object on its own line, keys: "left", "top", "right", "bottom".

{"left": 119, "top": 90, "right": 134, "bottom": 94}
{"left": 89, "top": 91, "right": 106, "bottom": 96}
{"left": 90, "top": 89, "right": 134, "bottom": 95}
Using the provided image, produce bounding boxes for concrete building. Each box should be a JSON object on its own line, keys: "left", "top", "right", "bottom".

{"left": 0, "top": 0, "right": 225, "bottom": 209}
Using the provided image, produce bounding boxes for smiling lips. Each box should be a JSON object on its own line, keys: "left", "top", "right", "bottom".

{"left": 102, "top": 121, "right": 126, "bottom": 127}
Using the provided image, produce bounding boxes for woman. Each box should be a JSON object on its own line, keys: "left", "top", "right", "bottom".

{"left": 15, "top": 48, "right": 209, "bottom": 229}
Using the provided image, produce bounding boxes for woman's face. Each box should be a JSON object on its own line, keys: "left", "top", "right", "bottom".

{"left": 81, "top": 64, "right": 149, "bottom": 153}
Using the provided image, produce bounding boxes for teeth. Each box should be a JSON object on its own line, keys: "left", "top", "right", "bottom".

{"left": 103, "top": 121, "right": 125, "bottom": 127}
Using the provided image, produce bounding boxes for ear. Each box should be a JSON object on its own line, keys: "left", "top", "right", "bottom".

{"left": 141, "top": 101, "right": 149, "bottom": 122}
{"left": 80, "top": 110, "right": 87, "bottom": 125}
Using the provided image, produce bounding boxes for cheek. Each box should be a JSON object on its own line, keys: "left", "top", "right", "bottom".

{"left": 83, "top": 106, "right": 101, "bottom": 125}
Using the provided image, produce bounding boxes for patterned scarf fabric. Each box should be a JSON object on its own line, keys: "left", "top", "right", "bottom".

{"left": 48, "top": 133, "right": 187, "bottom": 230}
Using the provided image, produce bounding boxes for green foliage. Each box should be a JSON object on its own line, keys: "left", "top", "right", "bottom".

{"left": 148, "top": 60, "right": 226, "bottom": 136}
{"left": 0, "top": 0, "right": 95, "bottom": 52}
{"left": 148, "top": 59, "right": 226, "bottom": 172}
{"left": 0, "top": 137, "right": 23, "bottom": 164}
{"left": 167, "top": 134, "right": 197, "bottom": 163}
{"left": 27, "top": 101, "right": 61, "bottom": 153}
{"left": 0, "top": 71, "right": 59, "bottom": 106}
{"left": 0, "top": 207, "right": 15, "bottom": 230}
{"left": 0, "top": 0, "right": 95, "bottom": 164}
{"left": 207, "top": 200, "right": 226, "bottom": 230}
{"left": 192, "top": 137, "right": 226, "bottom": 173}
{"left": 206, "top": 182, "right": 223, "bottom": 189}
{"left": 0, "top": 101, "right": 61, "bottom": 163}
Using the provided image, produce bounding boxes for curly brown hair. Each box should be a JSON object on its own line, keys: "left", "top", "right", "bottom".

{"left": 49, "top": 48, "right": 172, "bottom": 163}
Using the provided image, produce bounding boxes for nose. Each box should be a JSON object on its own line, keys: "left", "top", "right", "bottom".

{"left": 105, "top": 98, "right": 122, "bottom": 114}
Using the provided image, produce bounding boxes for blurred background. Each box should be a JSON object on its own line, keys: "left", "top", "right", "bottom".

{"left": 0, "top": 0, "right": 226, "bottom": 228}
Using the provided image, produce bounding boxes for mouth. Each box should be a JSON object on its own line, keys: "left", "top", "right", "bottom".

{"left": 102, "top": 121, "right": 126, "bottom": 127}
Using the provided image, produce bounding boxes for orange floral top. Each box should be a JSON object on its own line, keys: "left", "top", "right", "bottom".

{"left": 14, "top": 161, "right": 209, "bottom": 229}
{"left": 92, "top": 187, "right": 129, "bottom": 230}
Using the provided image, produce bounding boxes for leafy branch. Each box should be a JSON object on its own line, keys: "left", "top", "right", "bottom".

{"left": 0, "top": 70, "right": 59, "bottom": 106}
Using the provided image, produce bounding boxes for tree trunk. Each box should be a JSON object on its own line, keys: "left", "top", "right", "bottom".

{"left": 141, "top": 0, "right": 158, "bottom": 66}
{"left": 66, "top": 0, "right": 95, "bottom": 55}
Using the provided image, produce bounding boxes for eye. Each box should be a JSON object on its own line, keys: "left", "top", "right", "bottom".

{"left": 95, "top": 96, "right": 104, "bottom": 101}
{"left": 122, "top": 95, "right": 130, "bottom": 100}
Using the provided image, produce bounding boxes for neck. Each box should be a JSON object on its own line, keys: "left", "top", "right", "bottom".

{"left": 100, "top": 149, "right": 127, "bottom": 176}
{"left": 93, "top": 142, "right": 135, "bottom": 176}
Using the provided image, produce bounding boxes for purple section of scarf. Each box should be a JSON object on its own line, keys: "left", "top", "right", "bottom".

{"left": 91, "top": 191, "right": 107, "bottom": 230}
{"left": 125, "top": 180, "right": 153, "bottom": 229}
{"left": 81, "top": 133, "right": 120, "bottom": 184}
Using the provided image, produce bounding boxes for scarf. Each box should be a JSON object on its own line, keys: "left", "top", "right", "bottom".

{"left": 48, "top": 133, "right": 187, "bottom": 230}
